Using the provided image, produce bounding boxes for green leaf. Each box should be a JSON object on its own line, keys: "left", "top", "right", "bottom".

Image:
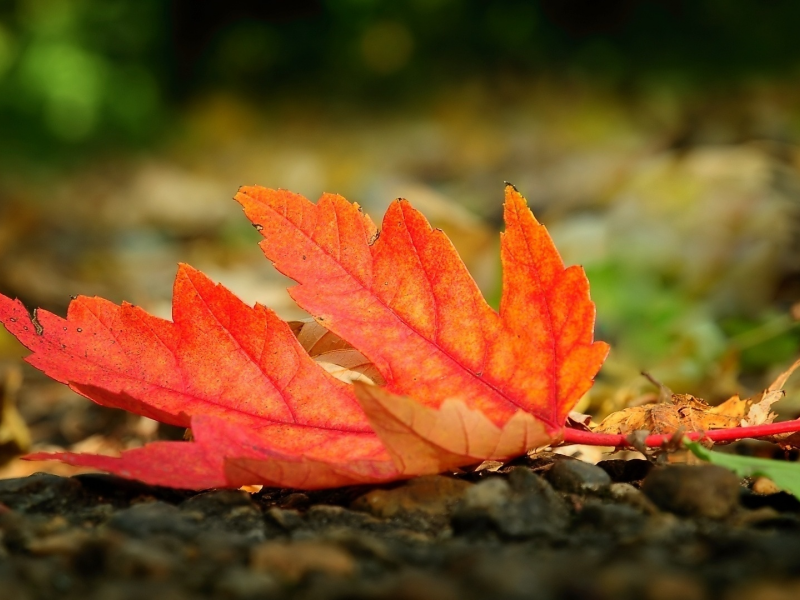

{"left": 684, "top": 438, "right": 800, "bottom": 498}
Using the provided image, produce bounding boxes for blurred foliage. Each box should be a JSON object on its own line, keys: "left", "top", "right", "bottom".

{"left": 2, "top": 0, "right": 800, "bottom": 160}
{"left": 0, "top": 0, "right": 166, "bottom": 162}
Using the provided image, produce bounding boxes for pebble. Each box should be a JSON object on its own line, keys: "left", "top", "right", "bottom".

{"left": 547, "top": 458, "right": 612, "bottom": 493}
{"left": 214, "top": 566, "right": 279, "bottom": 599}
{"left": 600, "top": 482, "right": 660, "bottom": 515}
{"left": 306, "top": 504, "right": 388, "bottom": 533}
{"left": 452, "top": 467, "right": 569, "bottom": 538}
{"left": 575, "top": 500, "right": 648, "bottom": 538}
{"left": 108, "top": 501, "right": 201, "bottom": 539}
{"left": 352, "top": 476, "right": 472, "bottom": 519}
{"left": 751, "top": 477, "right": 781, "bottom": 495}
{"left": 250, "top": 540, "right": 356, "bottom": 581}
{"left": 641, "top": 465, "right": 741, "bottom": 518}
{"left": 181, "top": 490, "right": 270, "bottom": 540}
{"left": 266, "top": 507, "right": 304, "bottom": 531}
{"left": 0, "top": 473, "right": 85, "bottom": 513}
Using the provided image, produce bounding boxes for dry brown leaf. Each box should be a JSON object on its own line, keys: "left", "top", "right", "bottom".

{"left": 316, "top": 349, "right": 385, "bottom": 386}
{"left": 290, "top": 319, "right": 354, "bottom": 356}
{"left": 593, "top": 358, "right": 800, "bottom": 438}
{"left": 290, "top": 320, "right": 385, "bottom": 386}
{"left": 593, "top": 393, "right": 741, "bottom": 436}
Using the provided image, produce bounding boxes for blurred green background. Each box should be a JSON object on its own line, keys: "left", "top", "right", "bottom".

{"left": 3, "top": 0, "right": 800, "bottom": 439}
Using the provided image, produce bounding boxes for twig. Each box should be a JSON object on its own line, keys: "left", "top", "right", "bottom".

{"left": 561, "top": 419, "right": 800, "bottom": 447}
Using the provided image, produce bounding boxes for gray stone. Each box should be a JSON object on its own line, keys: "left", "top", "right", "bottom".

{"left": 600, "top": 483, "right": 660, "bottom": 515}
{"left": 0, "top": 474, "right": 85, "bottom": 514}
{"left": 214, "top": 566, "right": 279, "bottom": 599}
{"left": 641, "top": 465, "right": 741, "bottom": 519}
{"left": 547, "top": 458, "right": 612, "bottom": 493}
{"left": 452, "top": 467, "right": 569, "bottom": 538}
{"left": 108, "top": 501, "right": 201, "bottom": 539}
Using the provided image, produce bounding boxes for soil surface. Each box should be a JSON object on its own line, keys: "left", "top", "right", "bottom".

{"left": 1, "top": 454, "right": 800, "bottom": 600}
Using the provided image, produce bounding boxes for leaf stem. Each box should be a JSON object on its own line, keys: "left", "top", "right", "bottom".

{"left": 561, "top": 420, "right": 800, "bottom": 447}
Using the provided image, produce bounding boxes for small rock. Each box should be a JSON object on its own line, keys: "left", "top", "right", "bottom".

{"left": 641, "top": 465, "right": 741, "bottom": 518}
{"left": 108, "top": 501, "right": 201, "bottom": 539}
{"left": 352, "top": 476, "right": 472, "bottom": 520}
{"left": 214, "top": 566, "right": 279, "bottom": 599}
{"left": 574, "top": 500, "right": 648, "bottom": 537}
{"left": 0, "top": 474, "right": 85, "bottom": 514}
{"left": 752, "top": 477, "right": 781, "bottom": 495}
{"left": 452, "top": 467, "right": 569, "bottom": 538}
{"left": 599, "top": 483, "right": 660, "bottom": 515}
{"left": 181, "top": 490, "right": 269, "bottom": 540}
{"left": 250, "top": 540, "right": 355, "bottom": 581}
{"left": 547, "top": 458, "right": 612, "bottom": 493}
{"left": 266, "top": 507, "right": 304, "bottom": 531}
{"left": 306, "top": 504, "right": 385, "bottom": 532}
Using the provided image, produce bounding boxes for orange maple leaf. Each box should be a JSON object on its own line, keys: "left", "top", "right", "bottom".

{"left": 0, "top": 185, "right": 608, "bottom": 489}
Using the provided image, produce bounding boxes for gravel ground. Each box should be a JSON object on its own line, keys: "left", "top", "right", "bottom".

{"left": 2, "top": 454, "right": 800, "bottom": 600}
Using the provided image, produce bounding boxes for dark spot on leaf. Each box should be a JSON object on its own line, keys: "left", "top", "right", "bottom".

{"left": 302, "top": 255, "right": 306, "bottom": 260}
{"left": 252, "top": 223, "right": 264, "bottom": 231}
{"left": 77, "top": 328, "right": 83, "bottom": 333}
{"left": 476, "top": 371, "right": 483, "bottom": 377}
{"left": 23, "top": 326, "right": 28, "bottom": 331}
{"left": 63, "top": 327, "right": 67, "bottom": 331}
{"left": 368, "top": 230, "right": 380, "bottom": 245}
{"left": 9, "top": 318, "right": 15, "bottom": 322}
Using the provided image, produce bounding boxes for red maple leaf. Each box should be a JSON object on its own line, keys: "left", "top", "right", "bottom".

{"left": 0, "top": 185, "right": 608, "bottom": 489}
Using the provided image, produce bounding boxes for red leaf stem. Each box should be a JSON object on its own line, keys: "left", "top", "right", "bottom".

{"left": 561, "top": 420, "right": 800, "bottom": 447}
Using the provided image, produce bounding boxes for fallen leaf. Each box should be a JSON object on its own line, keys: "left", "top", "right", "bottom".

{"left": 742, "top": 357, "right": 800, "bottom": 427}
{"left": 594, "top": 358, "right": 800, "bottom": 439}
{"left": 237, "top": 185, "right": 608, "bottom": 431}
{"left": 593, "top": 393, "right": 741, "bottom": 436}
{"left": 0, "top": 185, "right": 607, "bottom": 489}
